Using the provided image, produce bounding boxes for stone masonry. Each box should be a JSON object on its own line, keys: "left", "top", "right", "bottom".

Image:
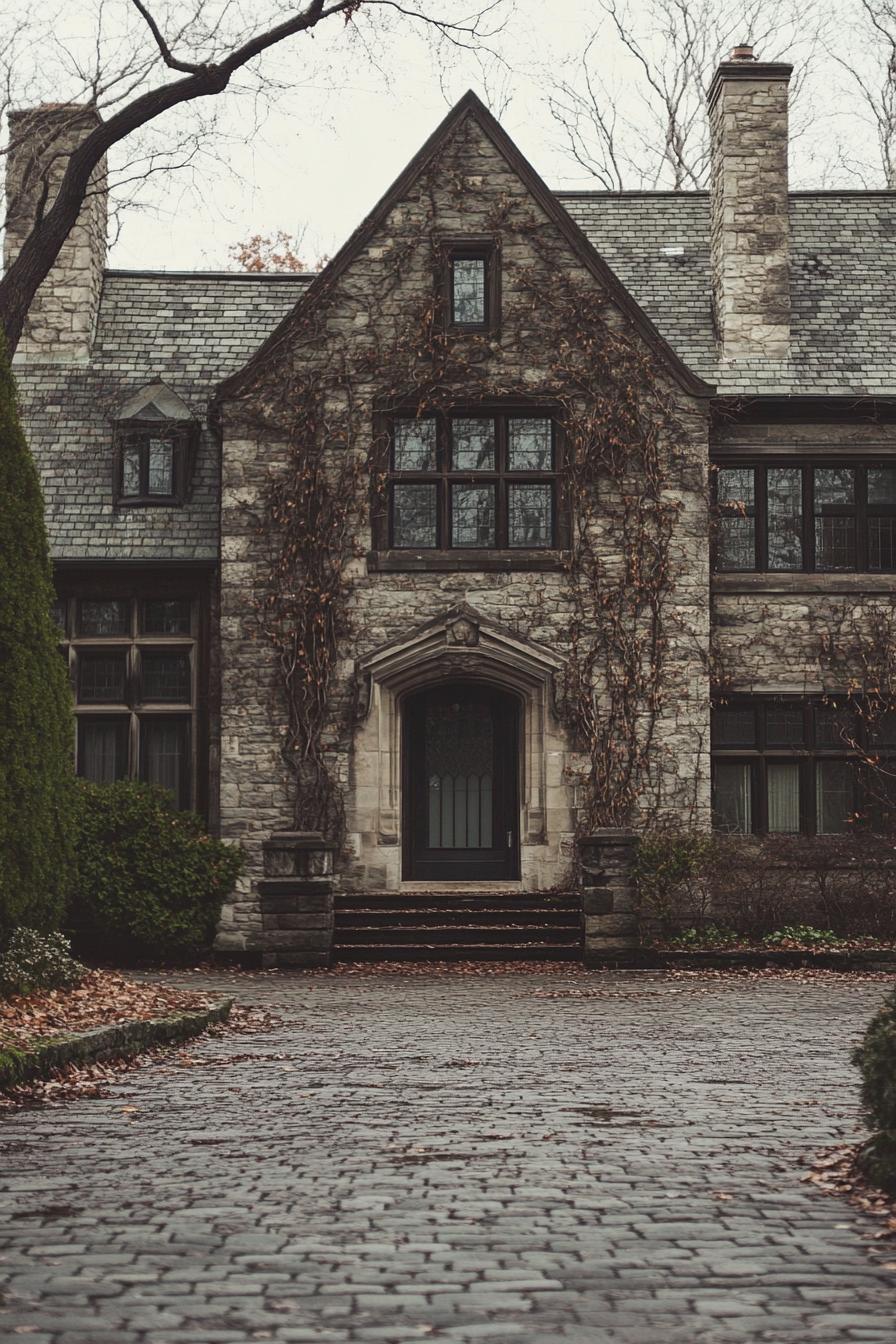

{"left": 6, "top": 49, "right": 896, "bottom": 962}
{"left": 709, "top": 52, "right": 792, "bottom": 360}
{"left": 4, "top": 106, "right": 107, "bottom": 361}
{"left": 215, "top": 101, "right": 712, "bottom": 956}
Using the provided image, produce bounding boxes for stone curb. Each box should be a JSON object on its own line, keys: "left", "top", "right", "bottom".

{"left": 0, "top": 998, "right": 233, "bottom": 1092}
{"left": 591, "top": 950, "right": 896, "bottom": 971}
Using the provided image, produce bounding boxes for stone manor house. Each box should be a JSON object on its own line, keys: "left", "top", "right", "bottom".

{"left": 8, "top": 49, "right": 896, "bottom": 963}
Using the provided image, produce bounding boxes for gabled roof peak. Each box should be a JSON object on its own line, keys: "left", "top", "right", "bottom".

{"left": 215, "top": 88, "right": 713, "bottom": 405}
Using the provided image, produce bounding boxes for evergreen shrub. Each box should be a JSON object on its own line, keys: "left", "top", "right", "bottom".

{"left": 853, "top": 985, "right": 896, "bottom": 1194}
{"left": 0, "top": 341, "right": 75, "bottom": 945}
{"left": 70, "top": 780, "right": 243, "bottom": 959}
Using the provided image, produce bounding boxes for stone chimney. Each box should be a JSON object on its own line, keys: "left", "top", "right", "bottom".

{"left": 708, "top": 46, "right": 792, "bottom": 361}
{"left": 4, "top": 104, "right": 107, "bottom": 361}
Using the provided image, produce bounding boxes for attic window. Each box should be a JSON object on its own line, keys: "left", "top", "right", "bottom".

{"left": 441, "top": 238, "right": 499, "bottom": 332}
{"left": 113, "top": 381, "right": 197, "bottom": 508}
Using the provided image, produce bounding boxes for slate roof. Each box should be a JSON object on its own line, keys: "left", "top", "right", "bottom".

{"left": 559, "top": 190, "right": 896, "bottom": 397}
{"left": 16, "top": 188, "right": 896, "bottom": 561}
{"left": 15, "top": 271, "right": 312, "bottom": 560}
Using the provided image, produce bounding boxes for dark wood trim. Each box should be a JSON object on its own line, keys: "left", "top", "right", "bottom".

{"left": 710, "top": 694, "right": 889, "bottom": 837}
{"left": 53, "top": 563, "right": 213, "bottom": 821}
{"left": 112, "top": 420, "right": 197, "bottom": 508}
{"left": 713, "top": 396, "right": 896, "bottom": 426}
{"left": 213, "top": 91, "right": 713, "bottom": 412}
{"left": 376, "top": 407, "right": 563, "bottom": 561}
{"left": 712, "top": 457, "right": 896, "bottom": 577}
{"left": 369, "top": 549, "right": 569, "bottom": 573}
{"left": 436, "top": 234, "right": 501, "bottom": 335}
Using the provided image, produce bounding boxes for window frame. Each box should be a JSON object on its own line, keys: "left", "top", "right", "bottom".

{"left": 374, "top": 407, "right": 568, "bottom": 561}
{"left": 439, "top": 236, "right": 501, "bottom": 334}
{"left": 712, "top": 458, "right": 896, "bottom": 574}
{"left": 113, "top": 419, "right": 195, "bottom": 508}
{"left": 710, "top": 696, "right": 893, "bottom": 835}
{"left": 54, "top": 568, "right": 210, "bottom": 816}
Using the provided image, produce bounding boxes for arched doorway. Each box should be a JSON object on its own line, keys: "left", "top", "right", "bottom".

{"left": 402, "top": 682, "right": 520, "bottom": 881}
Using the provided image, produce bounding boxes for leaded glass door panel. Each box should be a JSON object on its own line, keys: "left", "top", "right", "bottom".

{"left": 403, "top": 684, "right": 519, "bottom": 880}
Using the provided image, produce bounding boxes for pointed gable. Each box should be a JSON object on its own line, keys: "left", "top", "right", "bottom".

{"left": 215, "top": 92, "right": 713, "bottom": 408}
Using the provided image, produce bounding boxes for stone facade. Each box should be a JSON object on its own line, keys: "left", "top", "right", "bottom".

{"left": 211, "top": 101, "right": 712, "bottom": 957}
{"left": 6, "top": 50, "right": 896, "bottom": 964}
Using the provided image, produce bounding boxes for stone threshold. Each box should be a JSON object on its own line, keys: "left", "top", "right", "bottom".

{"left": 396, "top": 881, "right": 526, "bottom": 893}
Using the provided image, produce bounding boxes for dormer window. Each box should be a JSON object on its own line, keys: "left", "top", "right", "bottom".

{"left": 113, "top": 380, "right": 197, "bottom": 507}
{"left": 442, "top": 239, "right": 499, "bottom": 332}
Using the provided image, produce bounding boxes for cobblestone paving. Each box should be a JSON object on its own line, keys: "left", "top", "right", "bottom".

{"left": 1, "top": 968, "right": 895, "bottom": 1344}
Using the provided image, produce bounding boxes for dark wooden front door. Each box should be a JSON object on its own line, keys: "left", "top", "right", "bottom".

{"left": 403, "top": 684, "right": 519, "bottom": 881}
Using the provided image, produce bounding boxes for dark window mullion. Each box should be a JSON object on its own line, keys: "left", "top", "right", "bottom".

{"left": 805, "top": 464, "right": 816, "bottom": 572}
{"left": 438, "top": 416, "right": 449, "bottom": 547}
{"left": 756, "top": 465, "right": 768, "bottom": 571}
{"left": 858, "top": 465, "right": 868, "bottom": 572}
{"left": 756, "top": 758, "right": 768, "bottom": 835}
{"left": 802, "top": 757, "right": 815, "bottom": 836}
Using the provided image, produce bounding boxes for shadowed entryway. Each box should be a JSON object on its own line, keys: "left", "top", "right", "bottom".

{"left": 402, "top": 682, "right": 519, "bottom": 882}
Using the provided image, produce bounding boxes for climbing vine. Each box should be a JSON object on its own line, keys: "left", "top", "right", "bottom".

{"left": 225, "top": 132, "right": 701, "bottom": 845}
{"left": 820, "top": 600, "right": 896, "bottom": 823}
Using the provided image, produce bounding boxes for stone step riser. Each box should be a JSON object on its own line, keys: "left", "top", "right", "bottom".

{"left": 333, "top": 943, "right": 581, "bottom": 962}
{"left": 337, "top": 926, "right": 581, "bottom": 947}
{"left": 335, "top": 911, "right": 580, "bottom": 928}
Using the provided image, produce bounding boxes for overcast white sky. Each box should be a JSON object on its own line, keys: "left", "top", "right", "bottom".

{"left": 109, "top": 1, "right": 627, "bottom": 271}
{"left": 7, "top": 0, "right": 881, "bottom": 271}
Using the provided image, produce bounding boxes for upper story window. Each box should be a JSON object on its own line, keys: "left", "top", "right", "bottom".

{"left": 711, "top": 696, "right": 896, "bottom": 836}
{"left": 379, "top": 410, "right": 562, "bottom": 554}
{"left": 713, "top": 460, "right": 896, "bottom": 573}
{"left": 441, "top": 238, "right": 499, "bottom": 332}
{"left": 113, "top": 380, "right": 197, "bottom": 508}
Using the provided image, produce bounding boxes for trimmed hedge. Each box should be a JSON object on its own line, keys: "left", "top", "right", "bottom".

{"left": 853, "top": 985, "right": 896, "bottom": 1195}
{"left": 70, "top": 780, "right": 243, "bottom": 959}
{"left": 0, "top": 339, "right": 75, "bottom": 945}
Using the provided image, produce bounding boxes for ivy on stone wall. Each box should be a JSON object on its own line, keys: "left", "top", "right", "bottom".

{"left": 820, "top": 600, "right": 896, "bottom": 821}
{"left": 232, "top": 143, "right": 700, "bottom": 846}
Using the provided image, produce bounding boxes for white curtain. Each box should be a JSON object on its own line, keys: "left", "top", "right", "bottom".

{"left": 767, "top": 763, "right": 800, "bottom": 832}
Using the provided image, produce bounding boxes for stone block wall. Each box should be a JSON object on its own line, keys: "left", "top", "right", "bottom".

{"left": 5, "top": 105, "right": 107, "bottom": 362}
{"left": 709, "top": 59, "right": 792, "bottom": 360}
{"left": 215, "top": 105, "right": 712, "bottom": 952}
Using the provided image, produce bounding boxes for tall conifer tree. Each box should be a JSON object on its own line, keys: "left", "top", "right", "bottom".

{"left": 0, "top": 341, "right": 74, "bottom": 942}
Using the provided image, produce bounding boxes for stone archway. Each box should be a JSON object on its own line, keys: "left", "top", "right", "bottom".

{"left": 347, "top": 604, "right": 575, "bottom": 891}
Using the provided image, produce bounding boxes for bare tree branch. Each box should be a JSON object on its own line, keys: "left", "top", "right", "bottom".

{"left": 0, "top": 0, "right": 509, "bottom": 356}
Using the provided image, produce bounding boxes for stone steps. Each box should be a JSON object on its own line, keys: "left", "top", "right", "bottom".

{"left": 333, "top": 891, "right": 582, "bottom": 962}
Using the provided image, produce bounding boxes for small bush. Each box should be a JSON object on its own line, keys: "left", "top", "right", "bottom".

{"left": 762, "top": 925, "right": 842, "bottom": 949}
{"left": 634, "top": 827, "right": 714, "bottom": 936}
{"left": 0, "top": 927, "right": 86, "bottom": 998}
{"left": 853, "top": 985, "right": 896, "bottom": 1194}
{"left": 70, "top": 780, "right": 244, "bottom": 960}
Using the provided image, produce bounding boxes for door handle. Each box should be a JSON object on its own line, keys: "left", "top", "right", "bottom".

{"left": 507, "top": 830, "right": 513, "bottom": 848}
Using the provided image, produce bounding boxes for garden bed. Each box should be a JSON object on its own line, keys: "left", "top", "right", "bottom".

{"left": 0, "top": 969, "right": 232, "bottom": 1091}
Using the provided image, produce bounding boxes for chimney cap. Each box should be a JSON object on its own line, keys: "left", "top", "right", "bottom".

{"left": 730, "top": 44, "right": 756, "bottom": 61}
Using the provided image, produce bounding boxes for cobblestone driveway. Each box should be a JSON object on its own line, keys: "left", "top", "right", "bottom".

{"left": 1, "top": 968, "right": 895, "bottom": 1344}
